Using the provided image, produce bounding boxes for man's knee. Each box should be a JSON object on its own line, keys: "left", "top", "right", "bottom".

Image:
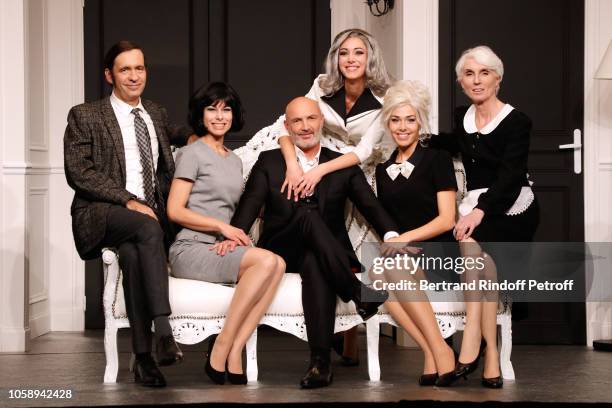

{"left": 134, "top": 216, "right": 164, "bottom": 243}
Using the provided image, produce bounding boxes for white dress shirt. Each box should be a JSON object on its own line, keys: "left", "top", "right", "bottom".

{"left": 295, "top": 145, "right": 321, "bottom": 173}
{"left": 294, "top": 145, "right": 398, "bottom": 240}
{"left": 110, "top": 92, "right": 159, "bottom": 201}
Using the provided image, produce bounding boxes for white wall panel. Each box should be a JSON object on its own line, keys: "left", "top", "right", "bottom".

{"left": 585, "top": 0, "right": 612, "bottom": 346}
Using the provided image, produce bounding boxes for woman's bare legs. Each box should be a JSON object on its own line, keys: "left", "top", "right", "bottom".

{"left": 225, "top": 254, "right": 285, "bottom": 373}
{"left": 458, "top": 238, "right": 500, "bottom": 378}
{"left": 380, "top": 266, "right": 455, "bottom": 375}
{"left": 480, "top": 252, "right": 501, "bottom": 378}
{"left": 384, "top": 302, "right": 438, "bottom": 374}
{"left": 458, "top": 238, "right": 484, "bottom": 365}
{"left": 209, "top": 248, "right": 284, "bottom": 373}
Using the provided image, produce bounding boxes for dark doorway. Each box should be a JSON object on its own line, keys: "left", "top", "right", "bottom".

{"left": 439, "top": 0, "right": 585, "bottom": 344}
{"left": 83, "top": 0, "right": 331, "bottom": 328}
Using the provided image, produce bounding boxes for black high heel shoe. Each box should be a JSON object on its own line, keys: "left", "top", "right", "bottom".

{"left": 226, "top": 362, "right": 248, "bottom": 385}
{"left": 481, "top": 376, "right": 503, "bottom": 388}
{"left": 419, "top": 373, "right": 438, "bottom": 386}
{"left": 481, "top": 342, "right": 503, "bottom": 388}
{"left": 434, "top": 349, "right": 460, "bottom": 387}
{"left": 205, "top": 334, "right": 226, "bottom": 385}
{"left": 455, "top": 338, "right": 487, "bottom": 379}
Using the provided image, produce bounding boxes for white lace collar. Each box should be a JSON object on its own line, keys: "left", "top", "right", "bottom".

{"left": 463, "top": 103, "right": 514, "bottom": 134}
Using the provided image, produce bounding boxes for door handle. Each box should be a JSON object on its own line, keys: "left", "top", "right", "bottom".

{"left": 558, "top": 129, "right": 582, "bottom": 174}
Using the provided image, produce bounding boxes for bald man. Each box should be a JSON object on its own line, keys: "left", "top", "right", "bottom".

{"left": 231, "top": 97, "right": 398, "bottom": 388}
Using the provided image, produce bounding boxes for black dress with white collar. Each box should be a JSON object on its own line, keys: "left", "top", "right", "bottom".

{"left": 375, "top": 144, "right": 457, "bottom": 242}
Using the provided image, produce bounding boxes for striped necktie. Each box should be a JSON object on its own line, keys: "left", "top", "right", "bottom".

{"left": 131, "top": 108, "right": 157, "bottom": 209}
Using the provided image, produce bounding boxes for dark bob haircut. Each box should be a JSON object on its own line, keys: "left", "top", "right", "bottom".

{"left": 104, "top": 40, "right": 145, "bottom": 72}
{"left": 188, "top": 82, "right": 245, "bottom": 136}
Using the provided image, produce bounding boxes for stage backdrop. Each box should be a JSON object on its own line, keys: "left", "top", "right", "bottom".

{"left": 439, "top": 0, "right": 586, "bottom": 344}
{"left": 83, "top": 0, "right": 331, "bottom": 328}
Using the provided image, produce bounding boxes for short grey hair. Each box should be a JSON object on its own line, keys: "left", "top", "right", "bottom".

{"left": 455, "top": 45, "right": 504, "bottom": 82}
{"left": 318, "top": 28, "right": 392, "bottom": 97}
{"left": 382, "top": 80, "right": 432, "bottom": 142}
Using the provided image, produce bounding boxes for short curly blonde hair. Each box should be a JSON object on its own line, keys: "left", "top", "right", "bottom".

{"left": 382, "top": 80, "right": 432, "bottom": 141}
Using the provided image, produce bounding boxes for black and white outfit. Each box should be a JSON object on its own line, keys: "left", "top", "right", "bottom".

{"left": 430, "top": 104, "right": 539, "bottom": 242}
{"left": 231, "top": 147, "right": 398, "bottom": 362}
{"left": 430, "top": 105, "right": 539, "bottom": 313}
{"left": 376, "top": 144, "right": 458, "bottom": 282}
{"left": 376, "top": 144, "right": 457, "bottom": 243}
{"left": 267, "top": 75, "right": 394, "bottom": 168}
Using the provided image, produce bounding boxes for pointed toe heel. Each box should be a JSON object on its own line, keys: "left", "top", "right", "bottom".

{"left": 482, "top": 376, "right": 503, "bottom": 388}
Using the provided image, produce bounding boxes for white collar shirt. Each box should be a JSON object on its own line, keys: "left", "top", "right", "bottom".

{"left": 295, "top": 144, "right": 322, "bottom": 173}
{"left": 109, "top": 91, "right": 159, "bottom": 201}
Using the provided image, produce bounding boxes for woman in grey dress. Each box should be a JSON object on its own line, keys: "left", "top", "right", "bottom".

{"left": 167, "top": 82, "right": 285, "bottom": 385}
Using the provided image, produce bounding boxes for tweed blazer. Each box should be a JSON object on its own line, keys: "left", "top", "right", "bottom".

{"left": 64, "top": 97, "right": 188, "bottom": 260}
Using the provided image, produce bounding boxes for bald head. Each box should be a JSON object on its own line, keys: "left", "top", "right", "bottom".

{"left": 284, "top": 97, "right": 323, "bottom": 151}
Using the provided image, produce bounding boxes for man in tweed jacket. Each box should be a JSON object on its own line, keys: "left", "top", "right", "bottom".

{"left": 64, "top": 41, "right": 189, "bottom": 387}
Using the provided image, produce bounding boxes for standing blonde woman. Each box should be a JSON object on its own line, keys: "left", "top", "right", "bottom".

{"left": 431, "top": 46, "right": 539, "bottom": 388}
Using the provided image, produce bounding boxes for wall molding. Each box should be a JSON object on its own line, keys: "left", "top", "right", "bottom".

{"left": 27, "top": 187, "right": 49, "bottom": 309}
{"left": 3, "top": 162, "right": 65, "bottom": 175}
{"left": 25, "top": 0, "right": 49, "bottom": 153}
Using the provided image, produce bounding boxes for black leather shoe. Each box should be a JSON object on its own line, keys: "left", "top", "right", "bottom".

{"left": 434, "top": 349, "right": 460, "bottom": 387}
{"left": 226, "top": 362, "right": 248, "bottom": 385}
{"left": 419, "top": 373, "right": 438, "bottom": 386}
{"left": 299, "top": 358, "right": 333, "bottom": 389}
{"left": 205, "top": 334, "right": 226, "bottom": 385}
{"left": 455, "top": 338, "right": 486, "bottom": 379}
{"left": 134, "top": 356, "right": 166, "bottom": 388}
{"left": 155, "top": 335, "right": 183, "bottom": 366}
{"left": 353, "top": 285, "right": 388, "bottom": 321}
{"left": 435, "top": 370, "right": 461, "bottom": 387}
{"left": 482, "top": 376, "right": 503, "bottom": 388}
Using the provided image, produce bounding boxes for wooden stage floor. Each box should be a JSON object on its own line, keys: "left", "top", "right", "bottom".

{"left": 1, "top": 328, "right": 611, "bottom": 407}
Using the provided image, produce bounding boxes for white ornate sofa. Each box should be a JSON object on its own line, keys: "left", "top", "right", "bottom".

{"left": 102, "top": 250, "right": 514, "bottom": 382}
{"left": 101, "top": 125, "right": 515, "bottom": 383}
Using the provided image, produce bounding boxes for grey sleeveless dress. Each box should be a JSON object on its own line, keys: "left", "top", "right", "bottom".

{"left": 169, "top": 140, "right": 248, "bottom": 283}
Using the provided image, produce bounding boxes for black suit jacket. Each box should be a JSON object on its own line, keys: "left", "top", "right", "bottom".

{"left": 64, "top": 97, "right": 190, "bottom": 260}
{"left": 231, "top": 147, "right": 398, "bottom": 267}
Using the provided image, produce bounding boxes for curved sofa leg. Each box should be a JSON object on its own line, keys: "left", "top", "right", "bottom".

{"left": 499, "top": 313, "right": 515, "bottom": 380}
{"left": 246, "top": 329, "right": 258, "bottom": 382}
{"left": 104, "top": 325, "right": 119, "bottom": 383}
{"left": 366, "top": 315, "right": 381, "bottom": 381}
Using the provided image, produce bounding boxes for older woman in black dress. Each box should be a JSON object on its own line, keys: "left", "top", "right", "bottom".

{"left": 431, "top": 46, "right": 539, "bottom": 388}
{"left": 376, "top": 80, "right": 458, "bottom": 386}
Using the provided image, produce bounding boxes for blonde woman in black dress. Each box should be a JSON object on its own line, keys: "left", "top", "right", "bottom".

{"left": 431, "top": 46, "right": 539, "bottom": 388}
{"left": 376, "top": 80, "right": 458, "bottom": 386}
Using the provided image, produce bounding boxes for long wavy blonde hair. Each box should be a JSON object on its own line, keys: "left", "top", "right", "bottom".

{"left": 318, "top": 28, "right": 392, "bottom": 97}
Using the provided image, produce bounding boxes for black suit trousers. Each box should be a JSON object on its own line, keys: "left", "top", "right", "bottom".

{"left": 102, "top": 205, "right": 171, "bottom": 354}
{"left": 267, "top": 205, "right": 361, "bottom": 359}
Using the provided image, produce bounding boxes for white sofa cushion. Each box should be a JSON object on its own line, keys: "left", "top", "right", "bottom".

{"left": 112, "top": 272, "right": 360, "bottom": 319}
